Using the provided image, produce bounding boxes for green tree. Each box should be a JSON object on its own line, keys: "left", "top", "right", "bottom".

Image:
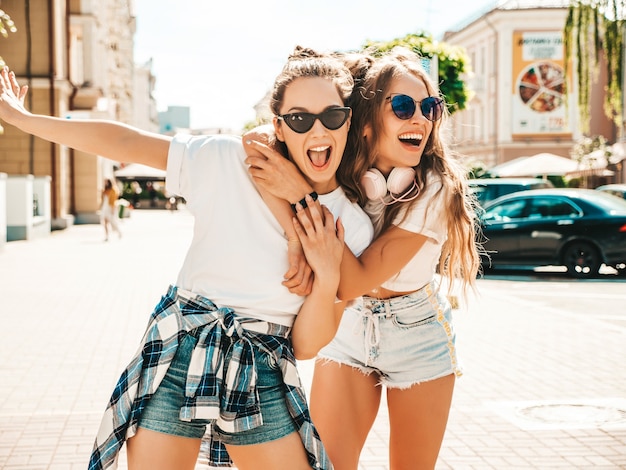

{"left": 564, "top": 1, "right": 625, "bottom": 135}
{"left": 361, "top": 31, "right": 473, "bottom": 114}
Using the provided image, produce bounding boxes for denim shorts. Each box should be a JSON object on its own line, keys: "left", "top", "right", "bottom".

{"left": 138, "top": 331, "right": 297, "bottom": 445}
{"left": 319, "top": 281, "right": 462, "bottom": 388}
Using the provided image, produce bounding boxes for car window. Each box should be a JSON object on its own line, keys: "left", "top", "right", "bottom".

{"left": 528, "top": 197, "right": 580, "bottom": 218}
{"left": 483, "top": 199, "right": 527, "bottom": 221}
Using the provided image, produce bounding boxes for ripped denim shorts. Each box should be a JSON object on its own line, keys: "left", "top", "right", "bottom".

{"left": 318, "top": 281, "right": 462, "bottom": 388}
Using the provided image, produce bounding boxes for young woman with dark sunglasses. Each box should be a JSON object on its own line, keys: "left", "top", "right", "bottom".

{"left": 245, "top": 47, "right": 481, "bottom": 469}
{"left": 0, "top": 46, "right": 374, "bottom": 470}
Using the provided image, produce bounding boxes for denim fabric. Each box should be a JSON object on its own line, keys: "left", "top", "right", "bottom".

{"left": 139, "top": 332, "right": 297, "bottom": 444}
{"left": 319, "top": 281, "right": 462, "bottom": 388}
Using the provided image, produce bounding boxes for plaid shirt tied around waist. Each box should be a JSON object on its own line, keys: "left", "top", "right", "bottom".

{"left": 89, "top": 285, "right": 331, "bottom": 469}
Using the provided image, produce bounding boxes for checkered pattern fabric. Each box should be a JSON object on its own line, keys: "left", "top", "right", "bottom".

{"left": 88, "top": 285, "right": 331, "bottom": 469}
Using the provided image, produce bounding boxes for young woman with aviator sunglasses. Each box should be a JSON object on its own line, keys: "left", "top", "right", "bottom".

{"left": 245, "top": 47, "right": 481, "bottom": 469}
{"left": 0, "top": 46, "right": 374, "bottom": 470}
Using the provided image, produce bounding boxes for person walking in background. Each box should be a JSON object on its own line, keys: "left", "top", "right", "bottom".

{"left": 101, "top": 178, "right": 122, "bottom": 241}
{"left": 0, "top": 45, "right": 373, "bottom": 470}
{"left": 245, "top": 47, "right": 481, "bottom": 469}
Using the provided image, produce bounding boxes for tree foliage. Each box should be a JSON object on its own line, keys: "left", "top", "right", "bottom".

{"left": 564, "top": 1, "right": 625, "bottom": 135}
{"left": 361, "top": 32, "right": 473, "bottom": 115}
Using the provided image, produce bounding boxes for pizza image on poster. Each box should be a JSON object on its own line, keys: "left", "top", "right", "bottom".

{"left": 511, "top": 30, "right": 572, "bottom": 136}
{"left": 518, "top": 61, "right": 565, "bottom": 113}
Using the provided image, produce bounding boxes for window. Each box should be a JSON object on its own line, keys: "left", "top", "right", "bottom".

{"left": 529, "top": 197, "right": 580, "bottom": 218}
{"left": 483, "top": 199, "right": 527, "bottom": 222}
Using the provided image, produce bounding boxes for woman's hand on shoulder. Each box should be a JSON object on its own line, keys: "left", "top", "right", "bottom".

{"left": 243, "top": 131, "right": 312, "bottom": 203}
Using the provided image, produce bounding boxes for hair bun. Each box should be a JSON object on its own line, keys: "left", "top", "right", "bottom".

{"left": 290, "top": 46, "right": 323, "bottom": 60}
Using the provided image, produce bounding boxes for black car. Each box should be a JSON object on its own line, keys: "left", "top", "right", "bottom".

{"left": 469, "top": 178, "right": 554, "bottom": 206}
{"left": 479, "top": 188, "right": 626, "bottom": 277}
{"left": 595, "top": 183, "right": 626, "bottom": 201}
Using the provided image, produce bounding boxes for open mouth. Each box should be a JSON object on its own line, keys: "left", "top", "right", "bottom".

{"left": 308, "top": 145, "right": 332, "bottom": 169}
{"left": 398, "top": 132, "right": 424, "bottom": 147}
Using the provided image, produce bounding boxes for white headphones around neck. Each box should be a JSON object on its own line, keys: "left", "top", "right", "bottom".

{"left": 361, "top": 167, "right": 419, "bottom": 204}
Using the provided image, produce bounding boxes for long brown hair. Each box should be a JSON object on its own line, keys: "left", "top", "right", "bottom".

{"left": 348, "top": 47, "right": 481, "bottom": 293}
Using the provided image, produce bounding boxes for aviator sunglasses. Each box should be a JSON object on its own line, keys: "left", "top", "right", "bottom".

{"left": 386, "top": 94, "right": 444, "bottom": 122}
{"left": 277, "top": 107, "right": 351, "bottom": 134}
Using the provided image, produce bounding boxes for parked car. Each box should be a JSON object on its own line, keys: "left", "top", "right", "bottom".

{"left": 595, "top": 183, "right": 626, "bottom": 201}
{"left": 469, "top": 178, "right": 554, "bottom": 206}
{"left": 479, "top": 188, "right": 626, "bottom": 277}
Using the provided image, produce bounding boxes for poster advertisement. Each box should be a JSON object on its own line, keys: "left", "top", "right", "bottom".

{"left": 512, "top": 31, "right": 571, "bottom": 137}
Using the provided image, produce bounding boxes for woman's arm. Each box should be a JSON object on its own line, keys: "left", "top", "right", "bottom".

{"left": 337, "top": 226, "right": 428, "bottom": 300}
{"left": 243, "top": 129, "right": 315, "bottom": 295}
{"left": 243, "top": 133, "right": 429, "bottom": 301}
{"left": 290, "top": 199, "right": 346, "bottom": 360}
{"left": 0, "top": 67, "right": 171, "bottom": 169}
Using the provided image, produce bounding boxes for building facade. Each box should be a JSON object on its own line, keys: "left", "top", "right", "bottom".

{"left": 0, "top": 0, "right": 157, "bottom": 228}
{"left": 443, "top": 0, "right": 618, "bottom": 176}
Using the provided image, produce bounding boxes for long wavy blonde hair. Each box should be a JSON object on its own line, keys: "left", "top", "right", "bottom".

{"left": 346, "top": 47, "right": 481, "bottom": 294}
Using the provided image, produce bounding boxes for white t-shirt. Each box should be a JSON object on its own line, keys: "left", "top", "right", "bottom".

{"left": 365, "top": 174, "right": 448, "bottom": 292}
{"left": 166, "top": 133, "right": 373, "bottom": 326}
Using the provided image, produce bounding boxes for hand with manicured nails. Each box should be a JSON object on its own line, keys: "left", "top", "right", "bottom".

{"left": 244, "top": 138, "right": 313, "bottom": 204}
{"left": 293, "top": 195, "right": 344, "bottom": 293}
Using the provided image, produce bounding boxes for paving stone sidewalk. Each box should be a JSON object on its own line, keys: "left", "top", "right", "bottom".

{"left": 0, "top": 209, "right": 624, "bottom": 469}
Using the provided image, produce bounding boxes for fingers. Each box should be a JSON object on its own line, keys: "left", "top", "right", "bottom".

{"left": 321, "top": 205, "right": 335, "bottom": 230}
{"left": 246, "top": 155, "right": 267, "bottom": 169}
{"left": 244, "top": 139, "right": 275, "bottom": 161}
{"left": 284, "top": 274, "right": 313, "bottom": 296}
{"left": 294, "top": 195, "right": 324, "bottom": 235}
{"left": 283, "top": 239, "right": 314, "bottom": 296}
{"left": 335, "top": 216, "right": 345, "bottom": 244}
{"left": 292, "top": 200, "right": 341, "bottom": 248}
{"left": 19, "top": 85, "right": 28, "bottom": 102}
{"left": 0, "top": 67, "right": 9, "bottom": 91}
{"left": 8, "top": 71, "right": 27, "bottom": 104}
{"left": 283, "top": 262, "right": 298, "bottom": 281}
{"left": 0, "top": 67, "right": 27, "bottom": 103}
{"left": 282, "top": 264, "right": 313, "bottom": 294}
{"left": 8, "top": 71, "right": 19, "bottom": 94}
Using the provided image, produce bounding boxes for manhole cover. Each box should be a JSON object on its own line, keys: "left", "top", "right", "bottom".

{"left": 487, "top": 399, "right": 626, "bottom": 430}
{"left": 518, "top": 403, "right": 626, "bottom": 426}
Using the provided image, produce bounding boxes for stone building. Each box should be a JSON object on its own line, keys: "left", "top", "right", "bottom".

{"left": 0, "top": 0, "right": 157, "bottom": 229}
{"left": 443, "top": 0, "right": 620, "bottom": 177}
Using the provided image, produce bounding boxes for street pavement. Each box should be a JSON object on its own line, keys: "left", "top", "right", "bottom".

{"left": 1, "top": 209, "right": 625, "bottom": 470}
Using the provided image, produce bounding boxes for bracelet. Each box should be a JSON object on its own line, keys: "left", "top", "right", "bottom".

{"left": 290, "top": 191, "right": 318, "bottom": 213}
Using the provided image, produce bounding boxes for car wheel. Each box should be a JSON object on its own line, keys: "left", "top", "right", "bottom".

{"left": 562, "top": 241, "right": 601, "bottom": 278}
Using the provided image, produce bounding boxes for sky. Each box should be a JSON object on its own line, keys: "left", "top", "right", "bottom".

{"left": 133, "top": 0, "right": 496, "bottom": 131}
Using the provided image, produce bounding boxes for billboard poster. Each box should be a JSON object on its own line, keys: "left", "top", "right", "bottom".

{"left": 512, "top": 31, "right": 571, "bottom": 137}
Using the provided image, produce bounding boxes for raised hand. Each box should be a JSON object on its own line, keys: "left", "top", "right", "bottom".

{"left": 0, "top": 67, "right": 29, "bottom": 125}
